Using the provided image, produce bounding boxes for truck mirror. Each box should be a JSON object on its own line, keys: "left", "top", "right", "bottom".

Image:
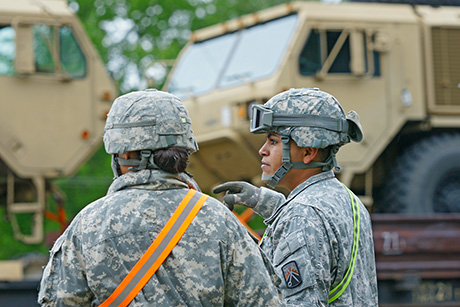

{"left": 14, "top": 23, "right": 35, "bottom": 75}
{"left": 350, "top": 30, "right": 366, "bottom": 76}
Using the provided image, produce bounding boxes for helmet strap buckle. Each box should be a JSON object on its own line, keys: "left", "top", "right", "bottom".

{"left": 139, "top": 150, "right": 152, "bottom": 170}
{"left": 265, "top": 162, "right": 293, "bottom": 188}
{"left": 281, "top": 135, "right": 291, "bottom": 163}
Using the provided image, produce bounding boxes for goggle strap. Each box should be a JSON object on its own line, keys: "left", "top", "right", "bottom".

{"left": 251, "top": 104, "right": 350, "bottom": 134}
{"left": 272, "top": 114, "right": 348, "bottom": 133}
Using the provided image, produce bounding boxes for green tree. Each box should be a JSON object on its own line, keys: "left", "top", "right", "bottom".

{"left": 70, "top": 0, "right": 292, "bottom": 92}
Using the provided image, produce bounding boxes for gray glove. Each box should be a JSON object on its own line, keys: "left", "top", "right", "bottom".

{"left": 212, "top": 181, "right": 261, "bottom": 211}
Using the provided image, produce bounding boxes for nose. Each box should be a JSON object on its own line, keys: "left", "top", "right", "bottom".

{"left": 259, "top": 140, "right": 269, "bottom": 156}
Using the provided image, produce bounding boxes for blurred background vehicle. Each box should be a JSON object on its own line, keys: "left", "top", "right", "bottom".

{"left": 0, "top": 0, "right": 115, "bottom": 305}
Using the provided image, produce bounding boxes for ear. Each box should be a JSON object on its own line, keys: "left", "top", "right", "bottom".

{"left": 303, "top": 147, "right": 319, "bottom": 164}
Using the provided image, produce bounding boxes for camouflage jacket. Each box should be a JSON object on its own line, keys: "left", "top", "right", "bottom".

{"left": 38, "top": 169, "right": 282, "bottom": 306}
{"left": 258, "top": 171, "right": 378, "bottom": 306}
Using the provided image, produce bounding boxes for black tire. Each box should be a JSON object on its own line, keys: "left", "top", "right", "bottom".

{"left": 379, "top": 133, "right": 460, "bottom": 214}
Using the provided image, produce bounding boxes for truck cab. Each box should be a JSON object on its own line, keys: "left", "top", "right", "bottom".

{"left": 0, "top": 0, "right": 116, "bottom": 244}
{"left": 164, "top": 1, "right": 460, "bottom": 214}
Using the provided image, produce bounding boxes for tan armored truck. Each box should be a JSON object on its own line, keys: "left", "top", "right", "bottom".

{"left": 163, "top": 1, "right": 460, "bottom": 304}
{"left": 0, "top": 0, "right": 116, "bottom": 248}
{"left": 164, "top": 0, "right": 460, "bottom": 215}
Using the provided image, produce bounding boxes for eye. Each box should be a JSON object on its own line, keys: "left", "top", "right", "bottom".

{"left": 269, "top": 137, "right": 278, "bottom": 145}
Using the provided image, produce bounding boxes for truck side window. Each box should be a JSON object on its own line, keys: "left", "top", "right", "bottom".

{"left": 298, "top": 30, "right": 321, "bottom": 75}
{"left": 33, "top": 24, "right": 86, "bottom": 78}
{"left": 327, "top": 31, "right": 351, "bottom": 73}
{"left": 60, "top": 26, "right": 86, "bottom": 78}
{"left": 33, "top": 24, "right": 56, "bottom": 73}
{"left": 0, "top": 25, "right": 16, "bottom": 75}
{"left": 299, "top": 29, "right": 380, "bottom": 77}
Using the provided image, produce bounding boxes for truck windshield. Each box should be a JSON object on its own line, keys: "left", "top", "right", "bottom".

{"left": 169, "top": 14, "right": 298, "bottom": 99}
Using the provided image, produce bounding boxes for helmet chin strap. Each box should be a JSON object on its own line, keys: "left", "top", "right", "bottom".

{"left": 111, "top": 150, "right": 160, "bottom": 178}
{"left": 262, "top": 135, "right": 341, "bottom": 188}
{"left": 111, "top": 155, "right": 122, "bottom": 179}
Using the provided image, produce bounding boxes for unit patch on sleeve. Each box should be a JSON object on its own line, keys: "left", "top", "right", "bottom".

{"left": 282, "top": 261, "right": 302, "bottom": 289}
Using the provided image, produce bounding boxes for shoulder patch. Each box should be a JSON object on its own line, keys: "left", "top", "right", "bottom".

{"left": 282, "top": 261, "right": 302, "bottom": 289}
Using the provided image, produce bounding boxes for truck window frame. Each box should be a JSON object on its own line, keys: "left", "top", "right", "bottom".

{"left": 298, "top": 27, "right": 380, "bottom": 78}
{"left": 12, "top": 20, "right": 87, "bottom": 79}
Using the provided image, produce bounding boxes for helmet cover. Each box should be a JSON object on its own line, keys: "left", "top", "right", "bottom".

{"left": 103, "top": 89, "right": 198, "bottom": 155}
{"left": 258, "top": 88, "right": 362, "bottom": 148}
{"left": 250, "top": 88, "right": 363, "bottom": 188}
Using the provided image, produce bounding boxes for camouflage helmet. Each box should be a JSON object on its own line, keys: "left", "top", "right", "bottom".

{"left": 103, "top": 89, "right": 198, "bottom": 177}
{"left": 250, "top": 88, "right": 363, "bottom": 188}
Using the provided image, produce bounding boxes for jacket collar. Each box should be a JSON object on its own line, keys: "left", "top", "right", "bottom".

{"left": 265, "top": 170, "right": 335, "bottom": 224}
{"left": 107, "top": 169, "right": 200, "bottom": 195}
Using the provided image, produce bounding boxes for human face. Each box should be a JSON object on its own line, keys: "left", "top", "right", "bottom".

{"left": 259, "top": 132, "right": 283, "bottom": 178}
{"left": 258, "top": 132, "right": 310, "bottom": 190}
{"left": 117, "top": 151, "right": 140, "bottom": 175}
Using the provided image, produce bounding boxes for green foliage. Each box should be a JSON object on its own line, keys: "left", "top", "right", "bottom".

{"left": 53, "top": 145, "right": 113, "bottom": 219}
{"left": 0, "top": 208, "right": 49, "bottom": 259}
{"left": 70, "top": 0, "right": 292, "bottom": 92}
{"left": 0, "top": 146, "right": 113, "bottom": 260}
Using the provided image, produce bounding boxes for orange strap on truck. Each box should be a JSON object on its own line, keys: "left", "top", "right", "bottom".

{"left": 99, "top": 189, "right": 208, "bottom": 307}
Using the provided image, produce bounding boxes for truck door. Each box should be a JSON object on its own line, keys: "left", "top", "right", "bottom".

{"left": 1, "top": 21, "right": 94, "bottom": 177}
{"left": 295, "top": 26, "right": 386, "bottom": 174}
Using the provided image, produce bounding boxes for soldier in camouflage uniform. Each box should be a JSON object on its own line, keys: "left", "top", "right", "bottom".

{"left": 214, "top": 88, "right": 378, "bottom": 306}
{"left": 38, "top": 89, "right": 282, "bottom": 306}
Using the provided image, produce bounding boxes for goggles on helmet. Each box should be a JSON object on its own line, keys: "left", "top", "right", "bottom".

{"left": 250, "top": 104, "right": 349, "bottom": 135}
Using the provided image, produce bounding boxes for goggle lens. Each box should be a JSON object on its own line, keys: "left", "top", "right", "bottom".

{"left": 250, "top": 104, "right": 273, "bottom": 133}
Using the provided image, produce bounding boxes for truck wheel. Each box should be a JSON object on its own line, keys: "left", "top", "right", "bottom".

{"left": 381, "top": 133, "right": 460, "bottom": 214}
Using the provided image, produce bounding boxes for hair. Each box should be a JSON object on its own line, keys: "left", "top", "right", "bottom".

{"left": 153, "top": 147, "right": 189, "bottom": 173}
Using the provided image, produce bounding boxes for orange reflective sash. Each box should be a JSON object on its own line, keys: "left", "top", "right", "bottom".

{"left": 99, "top": 189, "right": 208, "bottom": 307}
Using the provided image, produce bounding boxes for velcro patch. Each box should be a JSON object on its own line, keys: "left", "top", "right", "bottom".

{"left": 282, "top": 261, "right": 302, "bottom": 289}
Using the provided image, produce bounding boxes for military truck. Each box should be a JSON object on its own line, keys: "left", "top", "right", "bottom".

{"left": 0, "top": 0, "right": 115, "bottom": 303}
{"left": 164, "top": 0, "right": 460, "bottom": 215}
{"left": 163, "top": 0, "right": 460, "bottom": 305}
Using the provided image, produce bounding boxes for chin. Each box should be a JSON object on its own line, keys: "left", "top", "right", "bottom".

{"left": 261, "top": 176, "right": 270, "bottom": 184}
